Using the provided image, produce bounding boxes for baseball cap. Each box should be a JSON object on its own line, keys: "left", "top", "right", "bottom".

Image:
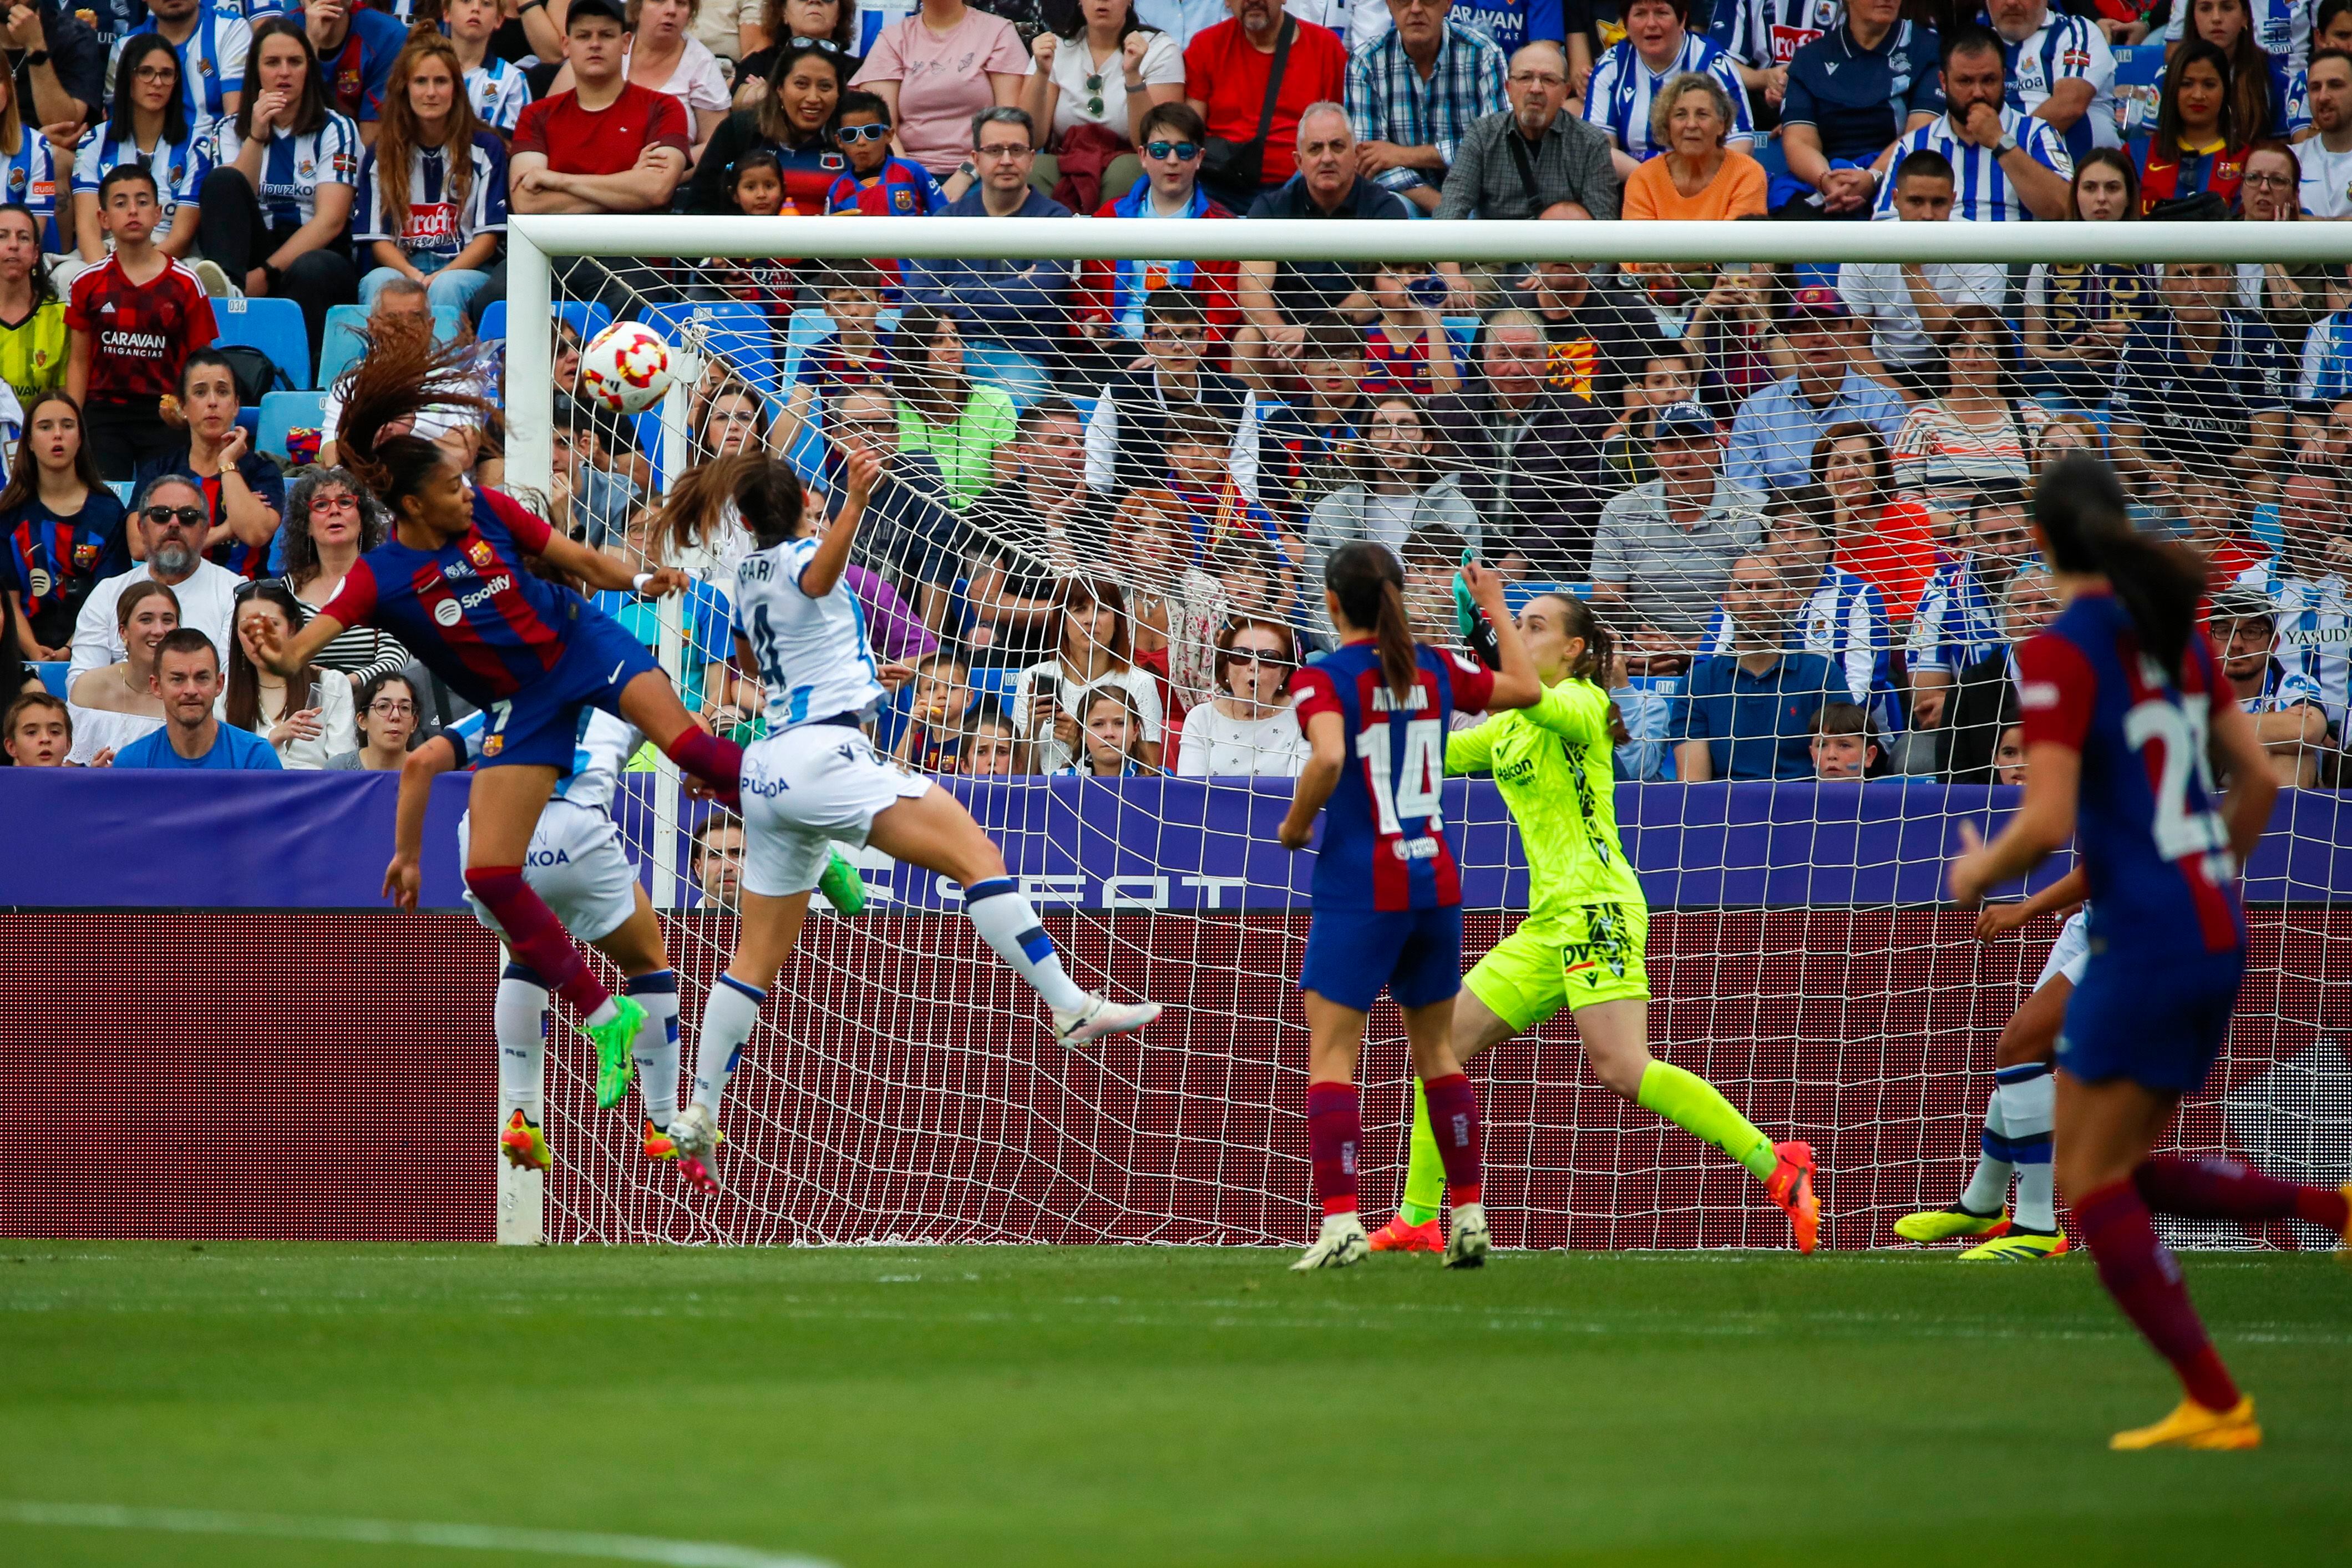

{"left": 1783, "top": 285, "right": 1849, "bottom": 323}
{"left": 1653, "top": 402, "right": 1718, "bottom": 442}
{"left": 566, "top": 0, "right": 629, "bottom": 28}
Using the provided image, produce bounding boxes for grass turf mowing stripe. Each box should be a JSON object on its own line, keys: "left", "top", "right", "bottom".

{"left": 0, "top": 1502, "right": 839, "bottom": 1568}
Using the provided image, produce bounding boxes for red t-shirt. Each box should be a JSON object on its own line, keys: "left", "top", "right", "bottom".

{"left": 64, "top": 255, "right": 218, "bottom": 404}
{"left": 512, "top": 83, "right": 691, "bottom": 178}
{"left": 1183, "top": 18, "right": 1349, "bottom": 181}
{"left": 1834, "top": 498, "right": 1939, "bottom": 623}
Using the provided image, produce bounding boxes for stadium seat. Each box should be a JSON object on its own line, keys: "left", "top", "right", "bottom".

{"left": 211, "top": 295, "right": 310, "bottom": 391}
{"left": 968, "top": 666, "right": 1015, "bottom": 703}
{"left": 478, "top": 300, "right": 506, "bottom": 340}
{"left": 257, "top": 390, "right": 327, "bottom": 464}
{"left": 316, "top": 303, "right": 369, "bottom": 393}
{"left": 560, "top": 301, "right": 615, "bottom": 345}
{"left": 433, "top": 305, "right": 464, "bottom": 343}
{"left": 108, "top": 480, "right": 131, "bottom": 505}
{"left": 35, "top": 661, "right": 66, "bottom": 697}
{"left": 643, "top": 300, "right": 778, "bottom": 400}
{"left": 1442, "top": 316, "right": 1480, "bottom": 358}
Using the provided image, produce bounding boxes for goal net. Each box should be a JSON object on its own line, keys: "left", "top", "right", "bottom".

{"left": 499, "top": 214, "right": 2352, "bottom": 1251}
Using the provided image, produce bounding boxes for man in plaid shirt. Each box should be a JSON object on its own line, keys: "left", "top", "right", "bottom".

{"left": 1344, "top": 0, "right": 1508, "bottom": 211}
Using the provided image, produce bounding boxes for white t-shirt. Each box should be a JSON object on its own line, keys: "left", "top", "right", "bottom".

{"left": 2296, "top": 136, "right": 2352, "bottom": 220}
{"left": 65, "top": 703, "right": 162, "bottom": 765}
{"left": 1176, "top": 701, "right": 1305, "bottom": 777}
{"left": 1047, "top": 29, "right": 1183, "bottom": 141}
{"left": 69, "top": 561, "right": 243, "bottom": 685}
{"left": 1837, "top": 250, "right": 2008, "bottom": 367}
{"left": 219, "top": 672, "right": 357, "bottom": 770}
{"left": 734, "top": 535, "right": 887, "bottom": 729}
{"left": 1008, "top": 660, "right": 1166, "bottom": 774}
{"left": 631, "top": 37, "right": 733, "bottom": 124}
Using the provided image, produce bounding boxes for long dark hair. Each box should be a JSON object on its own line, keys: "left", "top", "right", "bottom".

{"left": 2156, "top": 39, "right": 2238, "bottom": 163}
{"left": 235, "top": 19, "right": 331, "bottom": 143}
{"left": 658, "top": 451, "right": 807, "bottom": 555}
{"left": 1325, "top": 540, "right": 1416, "bottom": 701}
{"left": 2071, "top": 146, "right": 2140, "bottom": 219}
{"left": 887, "top": 303, "right": 970, "bottom": 424}
{"left": 108, "top": 33, "right": 191, "bottom": 147}
{"left": 224, "top": 580, "right": 326, "bottom": 733}
{"left": 2032, "top": 454, "right": 2206, "bottom": 680}
{"left": 1544, "top": 592, "right": 1630, "bottom": 745}
{"left": 2189, "top": 0, "right": 2278, "bottom": 147}
{"left": 0, "top": 391, "right": 104, "bottom": 514}
{"left": 336, "top": 328, "right": 494, "bottom": 517}
{"left": 352, "top": 669, "right": 419, "bottom": 752}
{"left": 754, "top": 38, "right": 845, "bottom": 146}
{"left": 1810, "top": 420, "right": 1893, "bottom": 517}
{"left": 1058, "top": 578, "right": 1133, "bottom": 671}
{"left": 1936, "top": 304, "right": 2026, "bottom": 403}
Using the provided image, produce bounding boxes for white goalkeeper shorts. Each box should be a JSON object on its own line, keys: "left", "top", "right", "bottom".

{"left": 2032, "top": 910, "right": 2091, "bottom": 994}
{"left": 739, "top": 722, "right": 932, "bottom": 898}
{"left": 460, "top": 800, "right": 640, "bottom": 946}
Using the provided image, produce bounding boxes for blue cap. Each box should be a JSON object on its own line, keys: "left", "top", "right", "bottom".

{"left": 1653, "top": 402, "right": 1717, "bottom": 442}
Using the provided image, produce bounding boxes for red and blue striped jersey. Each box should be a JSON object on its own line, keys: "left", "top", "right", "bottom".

{"left": 2014, "top": 588, "right": 2243, "bottom": 963}
{"left": 1359, "top": 321, "right": 1433, "bottom": 398}
{"left": 1290, "top": 640, "right": 1497, "bottom": 911}
{"left": 319, "top": 487, "right": 579, "bottom": 707}
{"left": 824, "top": 158, "right": 949, "bottom": 217}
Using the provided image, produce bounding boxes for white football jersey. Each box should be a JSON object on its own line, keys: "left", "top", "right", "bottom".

{"left": 734, "top": 535, "right": 884, "bottom": 729}
{"left": 555, "top": 710, "right": 643, "bottom": 815}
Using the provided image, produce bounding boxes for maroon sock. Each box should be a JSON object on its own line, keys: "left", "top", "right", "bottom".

{"left": 2136, "top": 1156, "right": 2351, "bottom": 1232}
{"left": 1305, "top": 1081, "right": 1361, "bottom": 1217}
{"left": 465, "top": 866, "right": 609, "bottom": 1016}
{"left": 663, "top": 728, "right": 743, "bottom": 793}
{"left": 2075, "top": 1178, "right": 2240, "bottom": 1412}
{"left": 1423, "top": 1072, "right": 1483, "bottom": 1207}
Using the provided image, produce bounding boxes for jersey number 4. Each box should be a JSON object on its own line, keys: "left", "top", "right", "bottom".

{"left": 2123, "top": 697, "right": 2228, "bottom": 862}
{"left": 1356, "top": 717, "right": 1445, "bottom": 836}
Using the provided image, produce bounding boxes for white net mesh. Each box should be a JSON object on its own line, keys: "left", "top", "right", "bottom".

{"left": 509, "top": 219, "right": 2350, "bottom": 1249}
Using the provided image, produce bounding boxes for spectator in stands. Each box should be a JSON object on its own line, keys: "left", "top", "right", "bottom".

{"left": 2021, "top": 149, "right": 2148, "bottom": 410}
{"left": 1021, "top": 0, "right": 1183, "bottom": 210}
{"left": 2137, "top": 40, "right": 2247, "bottom": 213}
{"left": 734, "top": 0, "right": 863, "bottom": 93}
{"left": 69, "top": 474, "right": 234, "bottom": 681}
{"left": 0, "top": 392, "right": 128, "bottom": 661}
{"left": 1176, "top": 616, "right": 1304, "bottom": 776}
{"left": 1182, "top": 0, "right": 1347, "bottom": 210}
{"left": 1259, "top": 321, "right": 1371, "bottom": 521}
{"left": 594, "top": 504, "right": 733, "bottom": 712}
{"left": 324, "top": 668, "right": 420, "bottom": 770}
{"left": 2298, "top": 48, "right": 2352, "bottom": 219}
{"left": 1360, "top": 258, "right": 1458, "bottom": 399}
{"left": 2214, "top": 581, "right": 2336, "bottom": 787}
{"left": 553, "top": 0, "right": 732, "bottom": 159}
{"left": 1304, "top": 392, "right": 1477, "bottom": 601}
{"left": 1083, "top": 286, "right": 1255, "bottom": 501}
{"left": 223, "top": 578, "right": 353, "bottom": 768}
{"left": 194, "top": 21, "right": 361, "bottom": 363}
{"left": 1584, "top": 0, "right": 1753, "bottom": 177}
{"left": 1506, "top": 255, "right": 1656, "bottom": 411}
{"left": 1674, "top": 552, "right": 1841, "bottom": 781}
{"left": 1623, "top": 72, "right": 1765, "bottom": 220}
{"left": 133, "top": 352, "right": 284, "bottom": 585}
{"left": 551, "top": 403, "right": 641, "bottom": 551}
{"left": 2238, "top": 465, "right": 2349, "bottom": 732}
{"left": 301, "top": 0, "right": 406, "bottom": 144}
{"left": 64, "top": 576, "right": 173, "bottom": 763}
{"left": 890, "top": 648, "right": 973, "bottom": 772}
{"left": 785, "top": 258, "right": 886, "bottom": 421}
{"left": 1939, "top": 566, "right": 2059, "bottom": 782}
{"left": 1599, "top": 346, "right": 1699, "bottom": 486}
{"left": 824, "top": 383, "right": 965, "bottom": 623}
{"left": 277, "top": 465, "right": 409, "bottom": 692}
{"left": 1775, "top": 0, "right": 1941, "bottom": 219}
{"left": 1682, "top": 262, "right": 1790, "bottom": 420}
{"left": 1162, "top": 408, "right": 1292, "bottom": 565}
{"left": 69, "top": 33, "right": 207, "bottom": 270}
{"left": 4, "top": 3, "right": 100, "bottom": 136}
{"left": 690, "top": 375, "right": 773, "bottom": 463}
{"left": 1231, "top": 104, "right": 1407, "bottom": 393}
{"left": 1057, "top": 682, "right": 1155, "bottom": 775}
{"left": 2168, "top": 468, "right": 2270, "bottom": 579}
{"left": 2181, "top": 0, "right": 2291, "bottom": 143}
{"left": 853, "top": 0, "right": 1027, "bottom": 180}
{"left": 1837, "top": 150, "right": 2006, "bottom": 392}
{"left": 1074, "top": 102, "right": 1239, "bottom": 379}
{"left": 1593, "top": 401, "right": 1762, "bottom": 668}
{"left": 2110, "top": 260, "right": 2291, "bottom": 507}
{"left": 1427, "top": 308, "right": 1611, "bottom": 580}
{"left": 888, "top": 304, "right": 1016, "bottom": 511}
{"left": 67, "top": 165, "right": 219, "bottom": 481}
{"left": 823, "top": 89, "right": 952, "bottom": 215}
{"left": 1984, "top": 0, "right": 2117, "bottom": 165}
{"left": 317, "top": 283, "right": 474, "bottom": 475}
{"left": 511, "top": 0, "right": 691, "bottom": 219}
{"left": 1707, "top": 0, "right": 1825, "bottom": 115}
{"left": 2235, "top": 139, "right": 2330, "bottom": 350}
{"left": 114, "top": 623, "right": 278, "bottom": 768}
{"left": 690, "top": 38, "right": 848, "bottom": 212}
{"left": 1726, "top": 287, "right": 1904, "bottom": 495}
{"left": 445, "top": 0, "right": 530, "bottom": 136}
{"left": 908, "top": 108, "right": 1072, "bottom": 390}
{"left": 1907, "top": 480, "right": 2031, "bottom": 737}
{"left": 967, "top": 397, "right": 1100, "bottom": 663}
{"left": 1890, "top": 307, "right": 2047, "bottom": 520}
{"left": 2, "top": 688, "right": 69, "bottom": 764}
{"left": 1342, "top": 0, "right": 1507, "bottom": 213}
{"left": 1876, "top": 28, "right": 2073, "bottom": 221}
{"left": 1810, "top": 420, "right": 1936, "bottom": 621}
{"left": 1808, "top": 701, "right": 1882, "bottom": 781}
{"left": 1756, "top": 490, "right": 1902, "bottom": 727}
{"left": 691, "top": 814, "right": 744, "bottom": 904}
{"left": 0, "top": 204, "right": 64, "bottom": 410}
{"left": 1010, "top": 577, "right": 1164, "bottom": 773}
{"left": 960, "top": 708, "right": 1018, "bottom": 774}
{"left": 1436, "top": 42, "right": 1618, "bottom": 223}
{"left": 354, "top": 35, "right": 507, "bottom": 322}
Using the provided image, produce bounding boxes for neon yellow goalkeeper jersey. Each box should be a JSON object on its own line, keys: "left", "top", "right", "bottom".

{"left": 1446, "top": 676, "right": 1646, "bottom": 923}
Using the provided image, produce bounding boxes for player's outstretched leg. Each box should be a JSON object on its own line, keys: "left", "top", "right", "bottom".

{"left": 1902, "top": 971, "right": 2072, "bottom": 1256}
{"left": 1958, "top": 1062, "right": 2067, "bottom": 1260}
{"left": 675, "top": 889, "right": 812, "bottom": 1196}
{"left": 495, "top": 960, "right": 553, "bottom": 1172}
{"left": 619, "top": 669, "right": 746, "bottom": 800}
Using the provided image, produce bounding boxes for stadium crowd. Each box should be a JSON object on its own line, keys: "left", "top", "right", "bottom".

{"left": 0, "top": 0, "right": 2347, "bottom": 795}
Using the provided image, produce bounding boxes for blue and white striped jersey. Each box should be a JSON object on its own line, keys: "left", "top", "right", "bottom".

{"left": 1704, "top": 564, "right": 1902, "bottom": 730}
{"left": 463, "top": 58, "right": 531, "bottom": 134}
{"left": 2165, "top": 0, "right": 2305, "bottom": 72}
{"left": 2297, "top": 309, "right": 2352, "bottom": 409}
{"left": 1871, "top": 104, "right": 2072, "bottom": 220}
{"left": 1907, "top": 556, "right": 2004, "bottom": 674}
{"left": 2236, "top": 561, "right": 2351, "bottom": 728}
{"left": 208, "top": 111, "right": 361, "bottom": 228}
{"left": 353, "top": 131, "right": 508, "bottom": 268}
{"left": 113, "top": 11, "right": 252, "bottom": 128}
{"left": 71, "top": 123, "right": 214, "bottom": 242}
{"left": 1709, "top": 0, "right": 1842, "bottom": 70}
{"left": 2240, "top": 656, "right": 2329, "bottom": 722}
{"left": 0, "top": 126, "right": 70, "bottom": 245}
{"left": 1584, "top": 32, "right": 1756, "bottom": 160}
{"left": 1993, "top": 11, "right": 2118, "bottom": 158}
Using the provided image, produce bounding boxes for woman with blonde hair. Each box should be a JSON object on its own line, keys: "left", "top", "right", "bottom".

{"left": 1623, "top": 73, "right": 1767, "bottom": 220}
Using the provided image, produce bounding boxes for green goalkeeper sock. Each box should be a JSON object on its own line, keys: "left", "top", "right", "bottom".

{"left": 1398, "top": 1078, "right": 1447, "bottom": 1227}
{"left": 1636, "top": 1060, "right": 1778, "bottom": 1183}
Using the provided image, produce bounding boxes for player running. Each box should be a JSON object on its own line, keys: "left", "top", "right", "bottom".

{"left": 651, "top": 446, "right": 1160, "bottom": 1192}
{"left": 1947, "top": 455, "right": 2352, "bottom": 1451}
{"left": 1371, "top": 593, "right": 1821, "bottom": 1257}
{"left": 252, "top": 331, "right": 748, "bottom": 1114}
{"left": 1275, "top": 543, "right": 1542, "bottom": 1271}
{"left": 1894, "top": 865, "right": 2088, "bottom": 1261}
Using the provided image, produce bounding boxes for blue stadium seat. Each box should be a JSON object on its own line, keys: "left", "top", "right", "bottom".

{"left": 316, "top": 303, "right": 368, "bottom": 393}
{"left": 478, "top": 300, "right": 507, "bottom": 340}
{"left": 108, "top": 480, "right": 132, "bottom": 505}
{"left": 257, "top": 390, "right": 327, "bottom": 463}
{"left": 969, "top": 666, "right": 1016, "bottom": 702}
{"left": 211, "top": 295, "right": 310, "bottom": 391}
{"left": 643, "top": 299, "right": 780, "bottom": 401}
{"left": 1442, "top": 315, "right": 1480, "bottom": 359}
{"left": 36, "top": 661, "right": 67, "bottom": 697}
{"left": 560, "top": 302, "right": 615, "bottom": 344}
{"left": 433, "top": 305, "right": 465, "bottom": 343}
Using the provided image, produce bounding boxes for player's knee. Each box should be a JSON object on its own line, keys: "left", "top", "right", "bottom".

{"left": 1592, "top": 1053, "right": 1648, "bottom": 1100}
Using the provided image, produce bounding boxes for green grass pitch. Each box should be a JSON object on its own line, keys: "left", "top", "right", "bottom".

{"left": 1, "top": 1242, "right": 2345, "bottom": 1567}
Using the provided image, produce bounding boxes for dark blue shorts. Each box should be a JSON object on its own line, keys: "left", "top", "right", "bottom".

{"left": 475, "top": 608, "right": 658, "bottom": 772}
{"left": 2057, "top": 945, "right": 2246, "bottom": 1095}
{"left": 1299, "top": 904, "right": 1463, "bottom": 1013}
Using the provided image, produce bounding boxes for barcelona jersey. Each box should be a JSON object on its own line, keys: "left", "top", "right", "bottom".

{"left": 1360, "top": 322, "right": 1433, "bottom": 399}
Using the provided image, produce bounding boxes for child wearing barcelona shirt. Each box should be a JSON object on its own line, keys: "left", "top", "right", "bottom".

{"left": 63, "top": 164, "right": 216, "bottom": 481}
{"left": 824, "top": 92, "right": 950, "bottom": 219}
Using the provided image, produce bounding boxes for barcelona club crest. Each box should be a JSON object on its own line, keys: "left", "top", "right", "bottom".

{"left": 483, "top": 734, "right": 504, "bottom": 757}
{"left": 467, "top": 538, "right": 495, "bottom": 567}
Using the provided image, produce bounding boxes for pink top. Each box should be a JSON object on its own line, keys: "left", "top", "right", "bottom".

{"left": 853, "top": 8, "right": 1029, "bottom": 176}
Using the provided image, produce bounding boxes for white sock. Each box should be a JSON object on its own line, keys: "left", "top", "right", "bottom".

{"left": 964, "top": 877, "right": 1090, "bottom": 1012}
{"left": 626, "top": 970, "right": 680, "bottom": 1129}
{"left": 692, "top": 973, "right": 765, "bottom": 1120}
{"left": 1959, "top": 1087, "right": 2012, "bottom": 1215}
{"left": 496, "top": 962, "right": 550, "bottom": 1125}
{"left": 2001, "top": 1063, "right": 2058, "bottom": 1231}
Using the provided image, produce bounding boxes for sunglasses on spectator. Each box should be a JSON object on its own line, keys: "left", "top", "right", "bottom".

{"left": 1143, "top": 140, "right": 1202, "bottom": 161}
{"left": 1228, "top": 648, "right": 1293, "bottom": 668}
{"left": 835, "top": 123, "right": 891, "bottom": 143}
{"left": 1083, "top": 72, "right": 1105, "bottom": 117}
{"left": 143, "top": 504, "right": 205, "bottom": 527}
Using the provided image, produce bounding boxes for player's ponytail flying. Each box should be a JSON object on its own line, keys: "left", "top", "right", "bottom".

{"left": 2031, "top": 454, "right": 2206, "bottom": 681}
{"left": 1325, "top": 541, "right": 1417, "bottom": 702}
{"left": 1548, "top": 594, "right": 1630, "bottom": 747}
{"left": 656, "top": 452, "right": 808, "bottom": 559}
{"left": 336, "top": 326, "right": 496, "bottom": 516}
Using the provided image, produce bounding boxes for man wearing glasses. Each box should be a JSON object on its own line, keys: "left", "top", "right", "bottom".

{"left": 908, "top": 106, "right": 1075, "bottom": 393}
{"left": 1434, "top": 40, "right": 1619, "bottom": 220}
{"left": 68, "top": 473, "right": 241, "bottom": 683}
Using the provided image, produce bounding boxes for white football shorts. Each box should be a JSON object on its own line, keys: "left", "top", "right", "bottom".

{"left": 739, "top": 723, "right": 931, "bottom": 897}
{"left": 460, "top": 799, "right": 640, "bottom": 946}
{"left": 2032, "top": 910, "right": 2092, "bottom": 993}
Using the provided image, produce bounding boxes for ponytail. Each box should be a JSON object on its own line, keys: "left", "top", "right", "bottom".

{"left": 653, "top": 451, "right": 806, "bottom": 562}
{"left": 1326, "top": 541, "right": 1417, "bottom": 701}
{"left": 1550, "top": 593, "right": 1630, "bottom": 747}
{"left": 2032, "top": 454, "right": 2206, "bottom": 681}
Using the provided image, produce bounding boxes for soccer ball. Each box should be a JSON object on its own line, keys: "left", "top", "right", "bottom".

{"left": 579, "top": 322, "right": 675, "bottom": 415}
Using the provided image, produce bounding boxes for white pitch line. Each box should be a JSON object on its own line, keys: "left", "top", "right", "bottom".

{"left": 0, "top": 1501, "right": 842, "bottom": 1568}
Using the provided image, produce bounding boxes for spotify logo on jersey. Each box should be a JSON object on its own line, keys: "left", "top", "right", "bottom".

{"left": 434, "top": 599, "right": 464, "bottom": 627}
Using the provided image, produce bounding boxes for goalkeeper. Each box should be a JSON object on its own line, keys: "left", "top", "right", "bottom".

{"left": 1372, "top": 593, "right": 1822, "bottom": 1254}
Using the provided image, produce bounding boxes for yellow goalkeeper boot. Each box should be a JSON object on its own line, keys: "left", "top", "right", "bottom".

{"left": 500, "top": 1110, "right": 552, "bottom": 1174}
{"left": 1894, "top": 1205, "right": 2011, "bottom": 1245}
{"left": 641, "top": 1120, "right": 679, "bottom": 1161}
{"left": 580, "top": 996, "right": 646, "bottom": 1111}
{"left": 2111, "top": 1396, "right": 2261, "bottom": 1452}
